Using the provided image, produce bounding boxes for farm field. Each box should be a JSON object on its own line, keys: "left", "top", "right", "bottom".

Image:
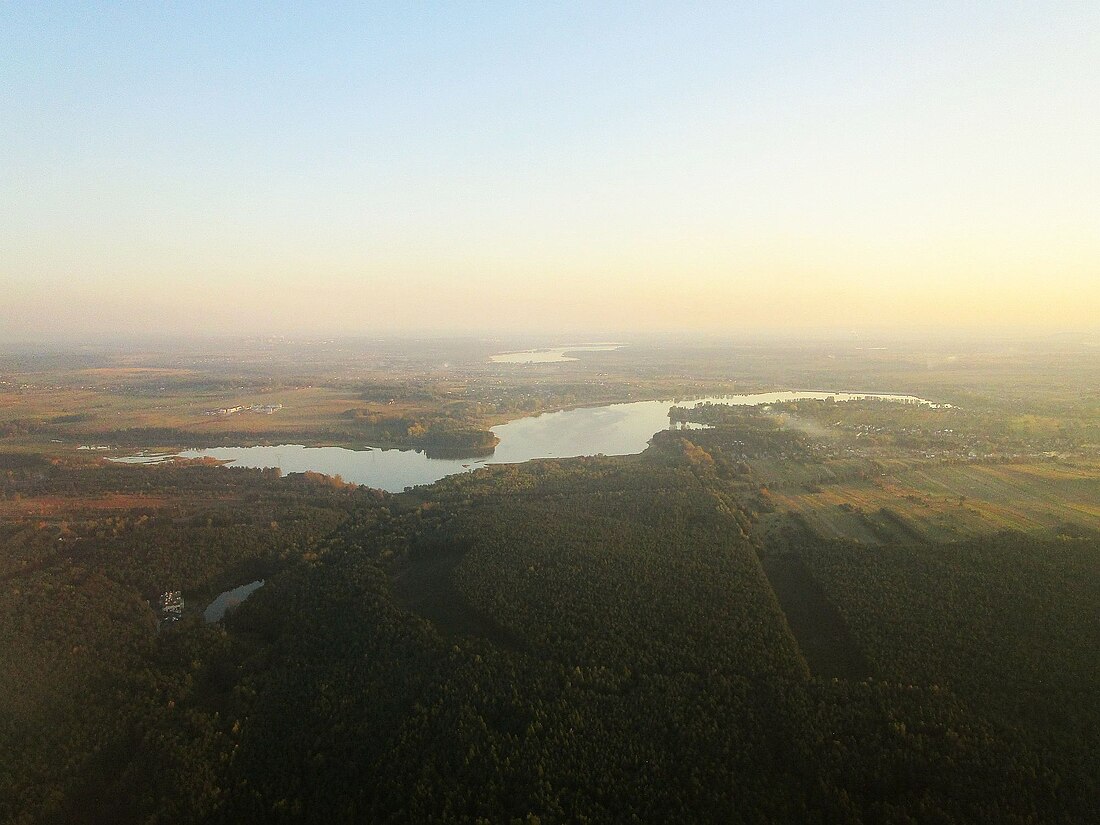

{"left": 764, "top": 460, "right": 1100, "bottom": 542}
{"left": 1, "top": 382, "right": 380, "bottom": 440}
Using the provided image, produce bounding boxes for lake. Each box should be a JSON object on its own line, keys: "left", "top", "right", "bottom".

{"left": 490, "top": 343, "right": 624, "bottom": 363}
{"left": 114, "top": 390, "right": 939, "bottom": 493}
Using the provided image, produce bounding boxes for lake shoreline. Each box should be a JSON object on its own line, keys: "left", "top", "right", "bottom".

{"left": 110, "top": 389, "right": 943, "bottom": 493}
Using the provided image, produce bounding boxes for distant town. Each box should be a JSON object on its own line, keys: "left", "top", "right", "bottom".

{"left": 203, "top": 403, "right": 283, "bottom": 416}
{"left": 158, "top": 590, "right": 183, "bottom": 625}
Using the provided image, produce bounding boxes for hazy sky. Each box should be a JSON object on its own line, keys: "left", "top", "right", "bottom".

{"left": 2, "top": 2, "right": 1098, "bottom": 341}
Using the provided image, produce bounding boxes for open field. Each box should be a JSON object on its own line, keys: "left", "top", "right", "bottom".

{"left": 1, "top": 383, "right": 378, "bottom": 437}
{"left": 765, "top": 459, "right": 1100, "bottom": 542}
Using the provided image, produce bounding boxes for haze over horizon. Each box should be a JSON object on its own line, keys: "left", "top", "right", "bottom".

{"left": 3, "top": 3, "right": 1098, "bottom": 342}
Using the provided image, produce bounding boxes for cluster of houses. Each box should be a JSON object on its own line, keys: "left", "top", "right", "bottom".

{"left": 159, "top": 591, "right": 183, "bottom": 624}
{"left": 202, "top": 403, "right": 283, "bottom": 416}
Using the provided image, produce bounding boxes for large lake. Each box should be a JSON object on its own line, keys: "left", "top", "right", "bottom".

{"left": 115, "top": 391, "right": 938, "bottom": 493}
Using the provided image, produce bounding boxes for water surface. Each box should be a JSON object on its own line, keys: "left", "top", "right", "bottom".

{"left": 116, "top": 390, "right": 940, "bottom": 493}
{"left": 490, "top": 343, "right": 624, "bottom": 363}
{"left": 204, "top": 580, "right": 265, "bottom": 622}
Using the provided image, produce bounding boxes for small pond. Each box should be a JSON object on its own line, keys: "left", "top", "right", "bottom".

{"left": 204, "top": 580, "right": 265, "bottom": 623}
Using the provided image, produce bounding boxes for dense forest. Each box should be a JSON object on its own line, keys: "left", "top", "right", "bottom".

{"left": 2, "top": 436, "right": 1098, "bottom": 823}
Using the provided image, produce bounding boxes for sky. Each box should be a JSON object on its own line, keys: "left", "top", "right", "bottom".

{"left": 2, "top": 2, "right": 1098, "bottom": 342}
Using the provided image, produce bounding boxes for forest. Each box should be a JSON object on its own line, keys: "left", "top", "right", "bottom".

{"left": 2, "top": 436, "right": 1098, "bottom": 823}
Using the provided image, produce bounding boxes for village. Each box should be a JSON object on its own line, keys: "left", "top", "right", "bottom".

{"left": 202, "top": 403, "right": 283, "bottom": 417}
{"left": 157, "top": 590, "right": 183, "bottom": 626}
